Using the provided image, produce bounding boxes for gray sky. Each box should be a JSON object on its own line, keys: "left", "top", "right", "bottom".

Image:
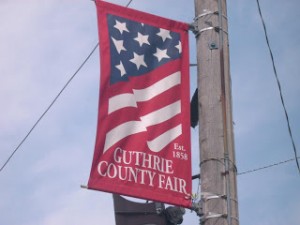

{"left": 0, "top": 0, "right": 299, "bottom": 225}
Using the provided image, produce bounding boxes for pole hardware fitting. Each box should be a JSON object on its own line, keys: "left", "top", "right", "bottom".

{"left": 224, "top": 163, "right": 238, "bottom": 174}
{"left": 200, "top": 158, "right": 225, "bottom": 167}
{"left": 154, "top": 202, "right": 164, "bottom": 215}
{"left": 189, "top": 10, "right": 217, "bottom": 36}
{"left": 189, "top": 25, "right": 223, "bottom": 38}
{"left": 191, "top": 200, "right": 203, "bottom": 217}
{"left": 222, "top": 170, "right": 229, "bottom": 176}
{"left": 189, "top": 10, "right": 228, "bottom": 38}
{"left": 194, "top": 10, "right": 228, "bottom": 21}
{"left": 221, "top": 156, "right": 238, "bottom": 175}
{"left": 201, "top": 192, "right": 227, "bottom": 201}
{"left": 209, "top": 42, "right": 218, "bottom": 50}
{"left": 200, "top": 212, "right": 228, "bottom": 224}
{"left": 197, "top": 195, "right": 228, "bottom": 223}
{"left": 188, "top": 22, "right": 199, "bottom": 36}
{"left": 221, "top": 167, "right": 238, "bottom": 176}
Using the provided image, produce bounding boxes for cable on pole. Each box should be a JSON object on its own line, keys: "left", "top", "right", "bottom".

{"left": 256, "top": 0, "right": 300, "bottom": 174}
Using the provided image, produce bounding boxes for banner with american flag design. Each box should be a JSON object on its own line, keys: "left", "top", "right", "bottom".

{"left": 88, "top": 0, "right": 191, "bottom": 207}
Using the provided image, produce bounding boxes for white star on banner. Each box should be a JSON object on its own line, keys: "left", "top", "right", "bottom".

{"left": 115, "top": 61, "right": 126, "bottom": 76}
{"left": 112, "top": 37, "right": 126, "bottom": 54}
{"left": 134, "top": 32, "right": 150, "bottom": 47}
{"left": 175, "top": 41, "right": 182, "bottom": 53}
{"left": 130, "top": 52, "right": 147, "bottom": 69}
{"left": 154, "top": 48, "right": 170, "bottom": 62}
{"left": 114, "top": 20, "right": 129, "bottom": 34}
{"left": 157, "top": 28, "right": 172, "bottom": 42}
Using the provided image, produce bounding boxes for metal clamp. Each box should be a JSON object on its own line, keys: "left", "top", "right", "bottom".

{"left": 201, "top": 212, "right": 227, "bottom": 224}
{"left": 194, "top": 10, "right": 219, "bottom": 21}
{"left": 201, "top": 192, "right": 226, "bottom": 201}
{"left": 191, "top": 200, "right": 203, "bottom": 217}
{"left": 200, "top": 158, "right": 225, "bottom": 167}
{"left": 189, "top": 24, "right": 222, "bottom": 38}
{"left": 189, "top": 9, "right": 228, "bottom": 37}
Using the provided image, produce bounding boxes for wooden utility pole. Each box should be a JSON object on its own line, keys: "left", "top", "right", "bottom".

{"left": 194, "top": 0, "right": 239, "bottom": 225}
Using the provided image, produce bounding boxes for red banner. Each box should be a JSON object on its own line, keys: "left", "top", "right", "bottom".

{"left": 88, "top": 0, "right": 191, "bottom": 207}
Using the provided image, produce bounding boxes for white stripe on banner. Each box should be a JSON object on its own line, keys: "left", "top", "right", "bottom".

{"left": 147, "top": 124, "right": 182, "bottom": 152}
{"left": 104, "top": 121, "right": 147, "bottom": 153}
{"left": 133, "top": 71, "right": 181, "bottom": 102}
{"left": 140, "top": 100, "right": 181, "bottom": 127}
{"left": 108, "top": 93, "right": 137, "bottom": 114}
{"left": 108, "top": 71, "right": 181, "bottom": 114}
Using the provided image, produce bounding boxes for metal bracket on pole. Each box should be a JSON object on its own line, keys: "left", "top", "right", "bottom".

{"left": 189, "top": 11, "right": 217, "bottom": 37}
{"left": 201, "top": 192, "right": 226, "bottom": 201}
{"left": 188, "top": 22, "right": 199, "bottom": 36}
{"left": 154, "top": 202, "right": 164, "bottom": 215}
{"left": 200, "top": 212, "right": 227, "bottom": 224}
{"left": 189, "top": 24, "right": 222, "bottom": 38}
{"left": 189, "top": 10, "right": 228, "bottom": 38}
{"left": 191, "top": 200, "right": 203, "bottom": 217}
{"left": 190, "top": 189, "right": 227, "bottom": 219}
{"left": 197, "top": 192, "right": 227, "bottom": 224}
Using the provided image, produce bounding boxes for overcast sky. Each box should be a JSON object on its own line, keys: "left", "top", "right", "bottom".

{"left": 1, "top": 0, "right": 300, "bottom": 225}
